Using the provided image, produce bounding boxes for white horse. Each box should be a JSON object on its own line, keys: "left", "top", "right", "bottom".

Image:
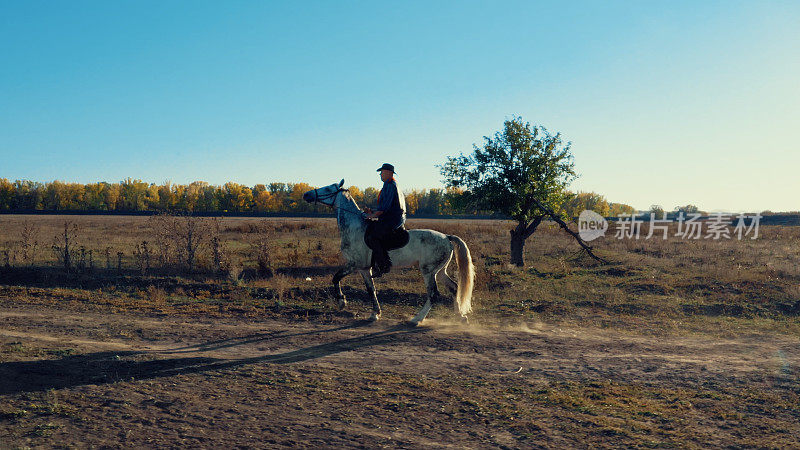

{"left": 303, "top": 180, "right": 474, "bottom": 325}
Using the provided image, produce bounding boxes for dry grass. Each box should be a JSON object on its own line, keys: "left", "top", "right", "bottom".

{"left": 0, "top": 214, "right": 799, "bottom": 335}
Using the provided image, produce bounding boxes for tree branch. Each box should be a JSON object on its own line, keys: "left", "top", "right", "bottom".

{"left": 524, "top": 215, "right": 543, "bottom": 239}
{"left": 529, "top": 197, "right": 609, "bottom": 264}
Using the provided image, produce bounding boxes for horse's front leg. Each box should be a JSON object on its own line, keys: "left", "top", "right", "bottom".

{"left": 359, "top": 269, "right": 381, "bottom": 321}
{"left": 332, "top": 265, "right": 355, "bottom": 309}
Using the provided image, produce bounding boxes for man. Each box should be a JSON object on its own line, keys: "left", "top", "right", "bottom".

{"left": 364, "top": 163, "right": 406, "bottom": 277}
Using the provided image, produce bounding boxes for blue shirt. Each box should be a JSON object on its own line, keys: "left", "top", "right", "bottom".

{"left": 376, "top": 179, "right": 406, "bottom": 228}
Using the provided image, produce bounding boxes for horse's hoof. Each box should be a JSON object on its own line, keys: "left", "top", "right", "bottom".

{"left": 337, "top": 297, "right": 347, "bottom": 309}
{"left": 368, "top": 313, "right": 381, "bottom": 322}
{"left": 406, "top": 320, "right": 420, "bottom": 328}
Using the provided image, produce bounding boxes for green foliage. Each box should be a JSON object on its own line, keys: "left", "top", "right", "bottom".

{"left": 440, "top": 117, "right": 577, "bottom": 223}
{"left": 362, "top": 187, "right": 379, "bottom": 208}
{"left": 674, "top": 204, "right": 702, "bottom": 215}
{"left": 649, "top": 204, "right": 665, "bottom": 218}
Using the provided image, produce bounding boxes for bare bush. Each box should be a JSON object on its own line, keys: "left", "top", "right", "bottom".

{"left": 175, "top": 217, "right": 210, "bottom": 272}
{"left": 223, "top": 255, "right": 243, "bottom": 283}
{"left": 147, "top": 285, "right": 167, "bottom": 306}
{"left": 133, "top": 241, "right": 152, "bottom": 275}
{"left": 104, "top": 247, "right": 113, "bottom": 269}
{"left": 286, "top": 240, "right": 300, "bottom": 268}
{"left": 1, "top": 247, "right": 13, "bottom": 268}
{"left": 149, "top": 214, "right": 177, "bottom": 268}
{"left": 209, "top": 218, "right": 229, "bottom": 273}
{"left": 77, "top": 246, "right": 88, "bottom": 271}
{"left": 52, "top": 221, "right": 79, "bottom": 270}
{"left": 19, "top": 220, "right": 41, "bottom": 266}
{"left": 149, "top": 213, "right": 212, "bottom": 273}
{"left": 248, "top": 221, "right": 274, "bottom": 277}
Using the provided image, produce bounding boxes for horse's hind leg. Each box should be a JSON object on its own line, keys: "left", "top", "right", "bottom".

{"left": 409, "top": 270, "right": 438, "bottom": 326}
{"left": 359, "top": 269, "right": 381, "bottom": 321}
{"left": 435, "top": 255, "right": 458, "bottom": 298}
{"left": 332, "top": 266, "right": 354, "bottom": 309}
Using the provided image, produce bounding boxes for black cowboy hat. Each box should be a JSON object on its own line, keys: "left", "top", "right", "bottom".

{"left": 376, "top": 163, "right": 395, "bottom": 173}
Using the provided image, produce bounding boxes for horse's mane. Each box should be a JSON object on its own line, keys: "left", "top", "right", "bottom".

{"left": 341, "top": 189, "right": 359, "bottom": 209}
{"left": 340, "top": 190, "right": 366, "bottom": 228}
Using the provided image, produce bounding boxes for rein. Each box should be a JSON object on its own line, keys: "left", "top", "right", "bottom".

{"left": 309, "top": 187, "right": 364, "bottom": 218}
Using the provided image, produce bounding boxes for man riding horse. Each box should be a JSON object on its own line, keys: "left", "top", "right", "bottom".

{"left": 363, "top": 163, "right": 406, "bottom": 277}
{"left": 302, "top": 175, "right": 474, "bottom": 324}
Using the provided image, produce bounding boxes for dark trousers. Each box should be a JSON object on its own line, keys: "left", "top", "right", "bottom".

{"left": 365, "top": 220, "right": 395, "bottom": 268}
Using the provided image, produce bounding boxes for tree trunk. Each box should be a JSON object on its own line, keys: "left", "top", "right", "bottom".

{"left": 509, "top": 217, "right": 544, "bottom": 267}
{"left": 510, "top": 227, "right": 525, "bottom": 267}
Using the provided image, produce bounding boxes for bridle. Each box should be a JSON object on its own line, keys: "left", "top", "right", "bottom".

{"left": 308, "top": 187, "right": 364, "bottom": 217}
{"left": 308, "top": 186, "right": 344, "bottom": 206}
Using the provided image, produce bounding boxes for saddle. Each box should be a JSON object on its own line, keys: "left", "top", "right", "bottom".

{"left": 382, "top": 226, "right": 410, "bottom": 251}
{"left": 364, "top": 224, "right": 410, "bottom": 251}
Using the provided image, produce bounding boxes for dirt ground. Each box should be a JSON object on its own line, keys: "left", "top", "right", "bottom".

{"left": 2, "top": 303, "right": 799, "bottom": 448}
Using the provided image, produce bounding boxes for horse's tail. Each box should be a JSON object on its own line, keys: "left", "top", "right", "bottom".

{"left": 447, "top": 235, "right": 475, "bottom": 316}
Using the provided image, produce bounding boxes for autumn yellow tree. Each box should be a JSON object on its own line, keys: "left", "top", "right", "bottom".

{"left": 199, "top": 185, "right": 221, "bottom": 211}
{"left": 221, "top": 182, "right": 254, "bottom": 212}
{"left": 253, "top": 190, "right": 279, "bottom": 212}
{"left": 252, "top": 184, "right": 267, "bottom": 200}
{"left": 184, "top": 181, "right": 206, "bottom": 211}
{"left": 288, "top": 183, "right": 314, "bottom": 212}
{"left": 119, "top": 178, "right": 150, "bottom": 211}
{"left": 362, "top": 187, "right": 379, "bottom": 208}
{"left": 103, "top": 183, "right": 121, "bottom": 210}
{"left": 562, "top": 191, "right": 611, "bottom": 218}
{"left": 144, "top": 184, "right": 161, "bottom": 210}
{"left": 12, "top": 180, "right": 43, "bottom": 210}
{"left": 609, "top": 202, "right": 636, "bottom": 217}
{"left": 404, "top": 189, "right": 422, "bottom": 215}
{"left": 0, "top": 179, "right": 14, "bottom": 210}
{"left": 155, "top": 182, "right": 176, "bottom": 211}
{"left": 347, "top": 186, "right": 363, "bottom": 205}
{"left": 171, "top": 184, "right": 187, "bottom": 210}
{"left": 42, "top": 181, "right": 66, "bottom": 210}
{"left": 84, "top": 182, "right": 107, "bottom": 210}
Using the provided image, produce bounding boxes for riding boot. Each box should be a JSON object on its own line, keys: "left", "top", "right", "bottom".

{"left": 371, "top": 248, "right": 391, "bottom": 278}
{"left": 379, "top": 250, "right": 392, "bottom": 274}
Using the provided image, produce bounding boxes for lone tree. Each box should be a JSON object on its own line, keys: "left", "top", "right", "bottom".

{"left": 441, "top": 117, "right": 577, "bottom": 266}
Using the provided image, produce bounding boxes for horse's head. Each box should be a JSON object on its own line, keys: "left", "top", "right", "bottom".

{"left": 303, "top": 179, "right": 345, "bottom": 206}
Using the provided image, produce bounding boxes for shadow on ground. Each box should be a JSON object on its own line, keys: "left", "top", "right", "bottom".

{"left": 0, "top": 322, "right": 426, "bottom": 395}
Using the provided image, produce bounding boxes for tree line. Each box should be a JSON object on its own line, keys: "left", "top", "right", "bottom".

{"left": 0, "top": 177, "right": 636, "bottom": 217}
{"left": 0, "top": 178, "right": 468, "bottom": 215}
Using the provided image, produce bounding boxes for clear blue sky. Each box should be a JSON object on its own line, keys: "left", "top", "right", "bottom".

{"left": 1, "top": 1, "right": 798, "bottom": 212}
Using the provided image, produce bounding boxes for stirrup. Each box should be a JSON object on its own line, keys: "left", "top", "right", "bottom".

{"left": 371, "top": 261, "right": 391, "bottom": 278}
